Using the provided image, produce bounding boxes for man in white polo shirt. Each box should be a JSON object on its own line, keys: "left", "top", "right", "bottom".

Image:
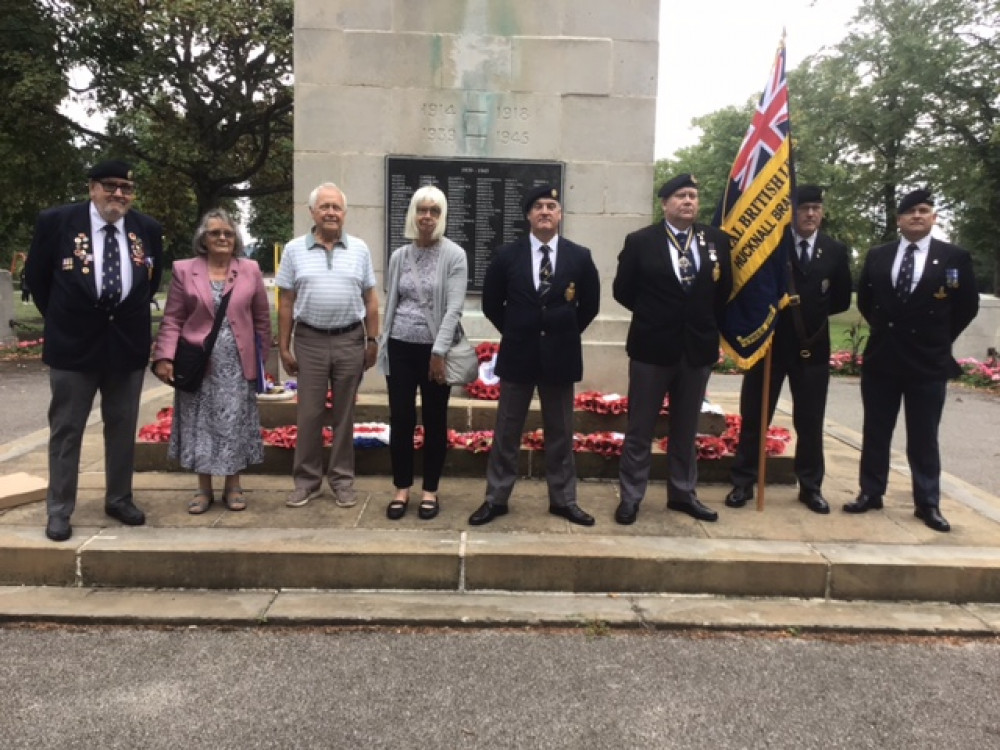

{"left": 277, "top": 182, "right": 380, "bottom": 509}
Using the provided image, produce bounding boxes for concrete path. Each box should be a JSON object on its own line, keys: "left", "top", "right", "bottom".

{"left": 2, "top": 371, "right": 999, "bottom": 632}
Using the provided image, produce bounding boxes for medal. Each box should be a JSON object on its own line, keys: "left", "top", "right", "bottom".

{"left": 564, "top": 282, "right": 576, "bottom": 301}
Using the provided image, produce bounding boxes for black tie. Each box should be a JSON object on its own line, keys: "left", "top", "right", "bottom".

{"left": 538, "top": 245, "right": 552, "bottom": 297}
{"left": 896, "top": 243, "right": 917, "bottom": 301}
{"left": 676, "top": 232, "right": 695, "bottom": 290}
{"left": 100, "top": 224, "right": 121, "bottom": 308}
{"left": 798, "top": 239, "right": 810, "bottom": 268}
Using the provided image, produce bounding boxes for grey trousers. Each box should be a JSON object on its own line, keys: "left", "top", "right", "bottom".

{"left": 484, "top": 379, "right": 576, "bottom": 509}
{"left": 292, "top": 324, "right": 365, "bottom": 492}
{"left": 46, "top": 367, "right": 145, "bottom": 519}
{"left": 618, "top": 358, "right": 711, "bottom": 508}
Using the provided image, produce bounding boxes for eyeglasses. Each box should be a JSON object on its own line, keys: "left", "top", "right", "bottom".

{"left": 98, "top": 181, "right": 135, "bottom": 196}
{"left": 206, "top": 229, "right": 236, "bottom": 240}
{"left": 416, "top": 205, "right": 442, "bottom": 216}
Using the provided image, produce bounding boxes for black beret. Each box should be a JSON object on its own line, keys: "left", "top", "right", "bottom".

{"left": 898, "top": 189, "right": 934, "bottom": 214}
{"left": 796, "top": 184, "right": 824, "bottom": 204}
{"left": 87, "top": 160, "right": 135, "bottom": 181}
{"left": 522, "top": 184, "right": 560, "bottom": 215}
{"left": 657, "top": 173, "right": 698, "bottom": 200}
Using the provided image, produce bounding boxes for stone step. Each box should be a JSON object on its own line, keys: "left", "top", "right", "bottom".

{"left": 133, "top": 442, "right": 795, "bottom": 482}
{"left": 256, "top": 393, "right": 729, "bottom": 436}
{"left": 3, "top": 525, "right": 998, "bottom": 603}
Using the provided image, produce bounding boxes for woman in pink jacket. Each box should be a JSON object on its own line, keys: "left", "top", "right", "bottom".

{"left": 152, "top": 209, "right": 272, "bottom": 513}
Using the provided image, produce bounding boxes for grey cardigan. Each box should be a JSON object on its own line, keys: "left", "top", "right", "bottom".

{"left": 377, "top": 237, "right": 469, "bottom": 376}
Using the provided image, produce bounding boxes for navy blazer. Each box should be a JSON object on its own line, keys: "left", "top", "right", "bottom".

{"left": 858, "top": 237, "right": 978, "bottom": 380}
{"left": 25, "top": 201, "right": 164, "bottom": 372}
{"left": 613, "top": 222, "right": 734, "bottom": 367}
{"left": 774, "top": 228, "right": 853, "bottom": 364}
{"left": 482, "top": 235, "right": 600, "bottom": 385}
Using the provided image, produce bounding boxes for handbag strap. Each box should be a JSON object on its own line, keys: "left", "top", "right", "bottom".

{"left": 202, "top": 287, "right": 234, "bottom": 356}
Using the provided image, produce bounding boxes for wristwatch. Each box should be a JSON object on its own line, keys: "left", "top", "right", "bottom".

{"left": 365, "top": 337, "right": 378, "bottom": 345}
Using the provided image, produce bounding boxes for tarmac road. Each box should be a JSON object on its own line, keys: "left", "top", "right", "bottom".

{"left": 2, "top": 359, "right": 997, "bottom": 497}
{"left": 1, "top": 626, "right": 998, "bottom": 750}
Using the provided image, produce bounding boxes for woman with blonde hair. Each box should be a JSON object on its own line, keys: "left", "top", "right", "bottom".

{"left": 378, "top": 185, "right": 468, "bottom": 520}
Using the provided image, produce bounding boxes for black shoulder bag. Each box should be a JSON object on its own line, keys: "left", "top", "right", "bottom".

{"left": 160, "top": 288, "right": 233, "bottom": 393}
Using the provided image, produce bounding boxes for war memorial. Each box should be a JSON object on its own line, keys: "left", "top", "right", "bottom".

{"left": 0, "top": 0, "right": 999, "bottom": 629}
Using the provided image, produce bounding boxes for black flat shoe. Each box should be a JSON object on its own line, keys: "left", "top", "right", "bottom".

{"left": 843, "top": 493, "right": 883, "bottom": 514}
{"left": 914, "top": 506, "right": 950, "bottom": 533}
{"left": 667, "top": 497, "right": 719, "bottom": 522}
{"left": 614, "top": 502, "right": 638, "bottom": 525}
{"left": 418, "top": 495, "right": 439, "bottom": 520}
{"left": 45, "top": 516, "right": 72, "bottom": 542}
{"left": 798, "top": 491, "right": 830, "bottom": 514}
{"left": 469, "top": 501, "right": 508, "bottom": 526}
{"left": 725, "top": 485, "right": 753, "bottom": 508}
{"left": 549, "top": 503, "right": 595, "bottom": 527}
{"left": 386, "top": 495, "right": 409, "bottom": 520}
{"left": 105, "top": 501, "right": 145, "bottom": 526}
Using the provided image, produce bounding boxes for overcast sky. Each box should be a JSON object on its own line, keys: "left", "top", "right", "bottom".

{"left": 655, "top": 0, "right": 862, "bottom": 158}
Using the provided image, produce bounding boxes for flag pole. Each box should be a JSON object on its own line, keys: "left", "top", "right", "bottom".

{"left": 756, "top": 346, "right": 772, "bottom": 511}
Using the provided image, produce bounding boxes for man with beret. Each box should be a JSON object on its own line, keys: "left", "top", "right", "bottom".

{"left": 725, "top": 185, "right": 853, "bottom": 514}
{"left": 469, "top": 184, "right": 601, "bottom": 526}
{"left": 25, "top": 160, "right": 164, "bottom": 541}
{"left": 612, "top": 174, "right": 734, "bottom": 525}
{"left": 844, "top": 189, "right": 978, "bottom": 532}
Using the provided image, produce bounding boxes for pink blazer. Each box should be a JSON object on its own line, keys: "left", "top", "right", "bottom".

{"left": 153, "top": 256, "right": 271, "bottom": 380}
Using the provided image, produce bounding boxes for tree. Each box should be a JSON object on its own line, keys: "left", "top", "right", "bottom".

{"left": 655, "top": 102, "right": 756, "bottom": 224}
{"left": 0, "top": 0, "right": 81, "bottom": 270}
{"left": 41, "top": 0, "right": 293, "bottom": 257}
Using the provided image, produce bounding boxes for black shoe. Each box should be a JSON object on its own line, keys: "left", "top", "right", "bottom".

{"left": 725, "top": 485, "right": 753, "bottom": 508}
{"left": 614, "top": 501, "right": 638, "bottom": 525}
{"left": 105, "top": 501, "right": 146, "bottom": 526}
{"left": 798, "top": 490, "right": 830, "bottom": 514}
{"left": 667, "top": 497, "right": 719, "bottom": 522}
{"left": 418, "top": 496, "right": 440, "bottom": 521}
{"left": 549, "top": 503, "right": 595, "bottom": 527}
{"left": 914, "top": 506, "right": 951, "bottom": 533}
{"left": 45, "top": 516, "right": 72, "bottom": 542}
{"left": 386, "top": 496, "right": 409, "bottom": 520}
{"left": 842, "top": 493, "right": 883, "bottom": 514}
{"left": 469, "top": 501, "right": 508, "bottom": 526}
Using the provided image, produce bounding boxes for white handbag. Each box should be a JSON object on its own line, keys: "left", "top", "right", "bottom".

{"left": 445, "top": 326, "right": 479, "bottom": 385}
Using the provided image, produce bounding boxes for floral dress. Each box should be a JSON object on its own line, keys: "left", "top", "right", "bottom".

{"left": 168, "top": 280, "right": 264, "bottom": 474}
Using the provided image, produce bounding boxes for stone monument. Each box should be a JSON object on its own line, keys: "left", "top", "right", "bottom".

{"left": 0, "top": 271, "right": 17, "bottom": 348}
{"left": 294, "top": 0, "right": 659, "bottom": 390}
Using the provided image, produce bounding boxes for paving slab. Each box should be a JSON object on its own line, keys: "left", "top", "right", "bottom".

{"left": 3, "top": 377, "right": 1000, "bottom": 624}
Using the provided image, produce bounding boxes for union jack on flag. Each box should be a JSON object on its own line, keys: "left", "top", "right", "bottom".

{"left": 715, "top": 39, "right": 794, "bottom": 369}
{"left": 728, "top": 51, "right": 789, "bottom": 193}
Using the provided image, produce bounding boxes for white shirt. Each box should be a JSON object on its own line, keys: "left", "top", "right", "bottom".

{"left": 530, "top": 234, "right": 559, "bottom": 290}
{"left": 793, "top": 231, "right": 818, "bottom": 262}
{"left": 893, "top": 234, "right": 932, "bottom": 292}
{"left": 665, "top": 221, "right": 699, "bottom": 282}
{"left": 89, "top": 203, "right": 133, "bottom": 298}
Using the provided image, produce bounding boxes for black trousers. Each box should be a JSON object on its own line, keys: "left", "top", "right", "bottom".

{"left": 730, "top": 354, "right": 830, "bottom": 493}
{"left": 385, "top": 338, "right": 451, "bottom": 493}
{"left": 859, "top": 369, "right": 946, "bottom": 507}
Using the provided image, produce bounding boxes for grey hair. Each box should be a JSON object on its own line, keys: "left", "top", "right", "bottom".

{"left": 403, "top": 185, "right": 448, "bottom": 242}
{"left": 308, "top": 182, "right": 347, "bottom": 210}
{"left": 192, "top": 208, "right": 245, "bottom": 257}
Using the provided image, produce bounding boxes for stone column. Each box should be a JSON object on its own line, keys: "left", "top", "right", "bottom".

{"left": 295, "top": 0, "right": 659, "bottom": 390}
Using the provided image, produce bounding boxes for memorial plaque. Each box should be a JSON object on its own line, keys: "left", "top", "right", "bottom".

{"left": 385, "top": 156, "right": 564, "bottom": 292}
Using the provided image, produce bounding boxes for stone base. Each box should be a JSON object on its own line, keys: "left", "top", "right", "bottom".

{"left": 132, "top": 441, "right": 795, "bottom": 483}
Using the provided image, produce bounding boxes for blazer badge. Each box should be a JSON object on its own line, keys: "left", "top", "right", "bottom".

{"left": 933, "top": 287, "right": 948, "bottom": 299}
{"left": 565, "top": 282, "right": 576, "bottom": 301}
{"left": 821, "top": 279, "right": 830, "bottom": 294}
